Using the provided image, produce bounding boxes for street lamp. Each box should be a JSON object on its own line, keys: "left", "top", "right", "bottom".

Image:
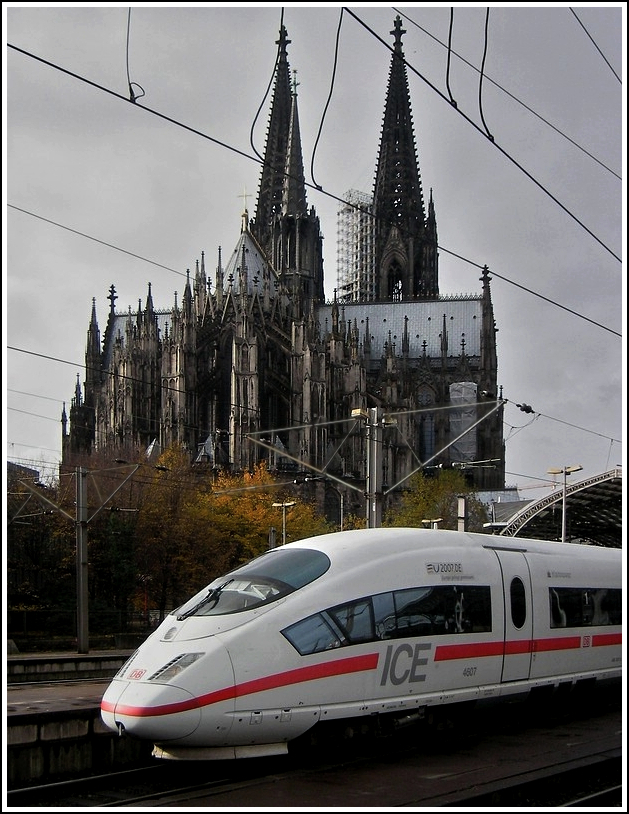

{"left": 547, "top": 465, "right": 583, "bottom": 542}
{"left": 272, "top": 501, "right": 296, "bottom": 545}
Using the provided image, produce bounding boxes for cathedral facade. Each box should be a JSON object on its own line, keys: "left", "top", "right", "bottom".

{"left": 62, "top": 17, "right": 505, "bottom": 520}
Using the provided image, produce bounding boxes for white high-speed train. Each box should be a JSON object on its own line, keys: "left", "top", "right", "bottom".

{"left": 100, "top": 528, "right": 622, "bottom": 760}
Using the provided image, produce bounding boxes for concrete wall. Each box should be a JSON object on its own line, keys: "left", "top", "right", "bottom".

{"left": 7, "top": 653, "right": 133, "bottom": 684}
{"left": 7, "top": 707, "right": 154, "bottom": 789}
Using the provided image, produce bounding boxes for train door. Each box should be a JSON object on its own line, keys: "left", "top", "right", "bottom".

{"left": 494, "top": 549, "right": 533, "bottom": 683}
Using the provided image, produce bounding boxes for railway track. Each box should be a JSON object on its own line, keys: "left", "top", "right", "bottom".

{"left": 9, "top": 677, "right": 112, "bottom": 688}
{"left": 6, "top": 748, "right": 621, "bottom": 808}
{"left": 7, "top": 698, "right": 622, "bottom": 808}
{"left": 437, "top": 752, "right": 622, "bottom": 807}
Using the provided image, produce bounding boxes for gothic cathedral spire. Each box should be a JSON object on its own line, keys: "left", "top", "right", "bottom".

{"left": 250, "top": 23, "right": 324, "bottom": 307}
{"left": 373, "top": 15, "right": 438, "bottom": 301}
{"left": 281, "top": 73, "right": 307, "bottom": 218}
{"left": 250, "top": 25, "right": 293, "bottom": 253}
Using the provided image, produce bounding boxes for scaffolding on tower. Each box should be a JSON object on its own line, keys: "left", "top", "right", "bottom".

{"left": 336, "top": 189, "right": 375, "bottom": 302}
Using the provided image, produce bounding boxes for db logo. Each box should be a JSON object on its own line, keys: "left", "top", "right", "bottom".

{"left": 582, "top": 636, "right": 591, "bottom": 648}
{"left": 128, "top": 669, "right": 147, "bottom": 679}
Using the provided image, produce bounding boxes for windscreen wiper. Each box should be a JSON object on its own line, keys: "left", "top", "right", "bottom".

{"left": 176, "top": 579, "right": 234, "bottom": 621}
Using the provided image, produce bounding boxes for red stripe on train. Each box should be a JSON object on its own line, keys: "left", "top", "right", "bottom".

{"left": 103, "top": 634, "right": 621, "bottom": 718}
{"left": 434, "top": 641, "right": 504, "bottom": 661}
{"left": 593, "top": 632, "right": 622, "bottom": 647}
{"left": 233, "top": 652, "right": 379, "bottom": 700}
{"left": 435, "top": 633, "right": 621, "bottom": 661}
{"left": 534, "top": 636, "right": 582, "bottom": 652}
{"left": 102, "top": 652, "right": 379, "bottom": 718}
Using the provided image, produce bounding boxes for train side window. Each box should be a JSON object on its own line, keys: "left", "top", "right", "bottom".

{"left": 550, "top": 586, "right": 621, "bottom": 628}
{"left": 510, "top": 577, "right": 527, "bottom": 629}
{"left": 601, "top": 588, "right": 622, "bottom": 625}
{"left": 394, "top": 585, "right": 492, "bottom": 636}
{"left": 588, "top": 589, "right": 610, "bottom": 625}
{"left": 373, "top": 586, "right": 492, "bottom": 638}
{"left": 393, "top": 587, "right": 435, "bottom": 637}
{"left": 282, "top": 614, "right": 342, "bottom": 655}
{"left": 327, "top": 599, "right": 374, "bottom": 644}
{"left": 444, "top": 586, "right": 492, "bottom": 634}
{"left": 550, "top": 589, "right": 567, "bottom": 628}
{"left": 373, "top": 592, "right": 396, "bottom": 639}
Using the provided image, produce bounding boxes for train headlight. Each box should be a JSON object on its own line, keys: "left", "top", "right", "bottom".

{"left": 148, "top": 652, "right": 204, "bottom": 682}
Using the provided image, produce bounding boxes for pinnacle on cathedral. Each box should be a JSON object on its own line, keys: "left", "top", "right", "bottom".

{"left": 249, "top": 25, "right": 324, "bottom": 306}
{"left": 250, "top": 25, "right": 293, "bottom": 247}
{"left": 372, "top": 15, "right": 438, "bottom": 301}
{"left": 62, "top": 16, "right": 505, "bottom": 507}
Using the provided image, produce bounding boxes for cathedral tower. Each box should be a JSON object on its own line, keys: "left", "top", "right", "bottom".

{"left": 372, "top": 16, "right": 438, "bottom": 301}
{"left": 62, "top": 15, "right": 504, "bottom": 501}
{"left": 250, "top": 25, "right": 324, "bottom": 309}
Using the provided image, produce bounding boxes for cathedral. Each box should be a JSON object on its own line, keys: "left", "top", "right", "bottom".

{"left": 62, "top": 17, "right": 505, "bottom": 521}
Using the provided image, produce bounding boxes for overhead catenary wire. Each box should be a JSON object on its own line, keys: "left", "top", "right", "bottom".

{"left": 478, "top": 8, "right": 493, "bottom": 141}
{"left": 445, "top": 8, "right": 457, "bottom": 108}
{"left": 250, "top": 7, "right": 285, "bottom": 163}
{"left": 7, "top": 35, "right": 620, "bottom": 265}
{"left": 125, "top": 7, "right": 145, "bottom": 103}
{"left": 310, "top": 7, "right": 344, "bottom": 191}
{"left": 7, "top": 352, "right": 621, "bottom": 466}
{"left": 9, "top": 203, "right": 621, "bottom": 340}
{"left": 393, "top": 7, "right": 621, "bottom": 181}
{"left": 8, "top": 204, "right": 187, "bottom": 277}
{"left": 8, "top": 26, "right": 622, "bottom": 366}
{"left": 6, "top": 16, "right": 621, "bottom": 483}
{"left": 570, "top": 7, "right": 621, "bottom": 83}
{"left": 341, "top": 8, "right": 621, "bottom": 264}
{"left": 437, "top": 246, "right": 621, "bottom": 338}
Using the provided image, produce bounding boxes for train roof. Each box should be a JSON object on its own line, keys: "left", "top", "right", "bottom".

{"left": 280, "top": 527, "right": 621, "bottom": 565}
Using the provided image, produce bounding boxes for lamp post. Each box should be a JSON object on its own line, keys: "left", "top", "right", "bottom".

{"left": 547, "top": 465, "right": 583, "bottom": 542}
{"left": 272, "top": 501, "right": 296, "bottom": 545}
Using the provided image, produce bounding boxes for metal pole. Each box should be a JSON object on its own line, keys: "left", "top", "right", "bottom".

{"left": 457, "top": 495, "right": 467, "bottom": 532}
{"left": 366, "top": 407, "right": 383, "bottom": 528}
{"left": 365, "top": 416, "right": 371, "bottom": 528}
{"left": 282, "top": 505, "right": 287, "bottom": 545}
{"left": 561, "top": 469, "right": 567, "bottom": 543}
{"left": 339, "top": 493, "right": 344, "bottom": 531}
{"left": 76, "top": 467, "right": 89, "bottom": 654}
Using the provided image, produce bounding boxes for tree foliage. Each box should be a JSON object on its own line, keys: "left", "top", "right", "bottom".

{"left": 7, "top": 475, "right": 75, "bottom": 610}
{"left": 384, "top": 469, "right": 488, "bottom": 531}
{"left": 9, "top": 446, "right": 493, "bottom": 634}
{"left": 133, "top": 450, "right": 333, "bottom": 617}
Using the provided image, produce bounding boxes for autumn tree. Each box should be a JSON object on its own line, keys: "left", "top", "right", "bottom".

{"left": 133, "top": 445, "right": 198, "bottom": 620}
{"left": 175, "top": 463, "right": 333, "bottom": 604}
{"left": 133, "top": 452, "right": 332, "bottom": 618}
{"left": 384, "top": 469, "right": 488, "bottom": 531}
{"left": 7, "top": 472, "right": 76, "bottom": 638}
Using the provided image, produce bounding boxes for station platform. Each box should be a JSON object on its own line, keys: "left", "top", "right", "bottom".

{"left": 7, "top": 676, "right": 113, "bottom": 714}
{"left": 6, "top": 648, "right": 134, "bottom": 684}
{"left": 6, "top": 651, "right": 153, "bottom": 789}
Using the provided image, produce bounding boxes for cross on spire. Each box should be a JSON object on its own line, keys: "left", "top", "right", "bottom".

{"left": 238, "top": 187, "right": 250, "bottom": 211}
{"left": 107, "top": 284, "right": 117, "bottom": 314}
{"left": 238, "top": 188, "right": 250, "bottom": 232}
{"left": 391, "top": 15, "right": 406, "bottom": 52}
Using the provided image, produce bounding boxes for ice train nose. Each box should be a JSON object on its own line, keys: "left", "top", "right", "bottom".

{"left": 101, "top": 679, "right": 202, "bottom": 740}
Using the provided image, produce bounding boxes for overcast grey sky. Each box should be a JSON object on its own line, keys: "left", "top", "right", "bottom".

{"left": 4, "top": 3, "right": 625, "bottom": 499}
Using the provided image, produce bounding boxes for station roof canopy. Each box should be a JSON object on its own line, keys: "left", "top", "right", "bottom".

{"left": 490, "top": 468, "right": 622, "bottom": 548}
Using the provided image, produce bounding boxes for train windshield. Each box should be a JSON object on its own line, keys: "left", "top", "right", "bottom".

{"left": 174, "top": 548, "right": 330, "bottom": 618}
